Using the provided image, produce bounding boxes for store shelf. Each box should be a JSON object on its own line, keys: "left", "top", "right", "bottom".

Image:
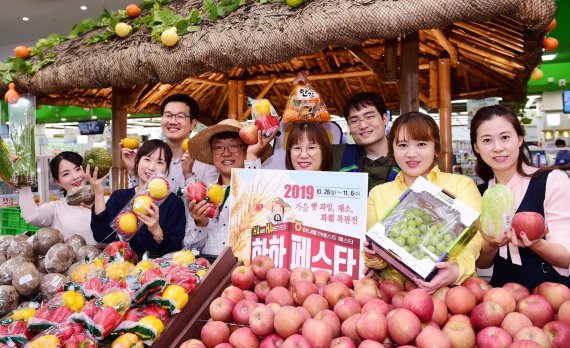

{"left": 0, "top": 206, "right": 39, "bottom": 235}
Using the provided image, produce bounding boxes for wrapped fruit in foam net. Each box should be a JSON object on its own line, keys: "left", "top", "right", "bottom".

{"left": 27, "top": 291, "right": 82, "bottom": 332}
{"left": 32, "top": 227, "right": 64, "bottom": 255}
{"left": 0, "top": 301, "right": 39, "bottom": 346}
{"left": 96, "top": 241, "right": 139, "bottom": 266}
{"left": 27, "top": 321, "right": 93, "bottom": 348}
{"left": 110, "top": 305, "right": 168, "bottom": 345}
{"left": 126, "top": 260, "right": 166, "bottom": 305}
{"left": 282, "top": 71, "right": 330, "bottom": 123}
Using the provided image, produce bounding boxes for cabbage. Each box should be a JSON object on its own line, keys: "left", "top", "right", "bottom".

{"left": 480, "top": 184, "right": 516, "bottom": 238}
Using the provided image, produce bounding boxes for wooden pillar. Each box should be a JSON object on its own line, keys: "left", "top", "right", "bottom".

{"left": 237, "top": 80, "right": 245, "bottom": 120}
{"left": 438, "top": 58, "right": 452, "bottom": 173}
{"left": 227, "top": 80, "right": 238, "bottom": 120}
{"left": 111, "top": 87, "right": 129, "bottom": 190}
{"left": 384, "top": 38, "right": 398, "bottom": 81}
{"left": 400, "top": 32, "right": 419, "bottom": 114}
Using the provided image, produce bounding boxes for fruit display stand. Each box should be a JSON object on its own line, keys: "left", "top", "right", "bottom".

{"left": 154, "top": 247, "right": 240, "bottom": 347}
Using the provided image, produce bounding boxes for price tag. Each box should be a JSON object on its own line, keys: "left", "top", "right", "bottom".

{"left": 19, "top": 274, "right": 33, "bottom": 285}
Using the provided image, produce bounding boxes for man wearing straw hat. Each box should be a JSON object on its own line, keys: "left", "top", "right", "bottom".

{"left": 264, "top": 197, "right": 291, "bottom": 224}
{"left": 183, "top": 119, "right": 276, "bottom": 258}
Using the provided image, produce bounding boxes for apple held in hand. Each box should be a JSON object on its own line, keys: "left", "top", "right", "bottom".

{"left": 186, "top": 181, "right": 207, "bottom": 202}
{"left": 239, "top": 124, "right": 259, "bottom": 145}
{"left": 511, "top": 212, "right": 545, "bottom": 241}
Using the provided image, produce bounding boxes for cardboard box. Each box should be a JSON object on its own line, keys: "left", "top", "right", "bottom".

{"left": 366, "top": 176, "right": 479, "bottom": 282}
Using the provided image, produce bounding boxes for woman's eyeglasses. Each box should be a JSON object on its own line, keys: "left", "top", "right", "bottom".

{"left": 289, "top": 145, "right": 320, "bottom": 156}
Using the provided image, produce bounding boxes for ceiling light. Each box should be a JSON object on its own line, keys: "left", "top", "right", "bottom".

{"left": 542, "top": 54, "right": 557, "bottom": 61}
{"left": 61, "top": 118, "right": 66, "bottom": 122}
{"left": 22, "top": 17, "right": 29, "bottom": 21}
{"left": 91, "top": 116, "right": 98, "bottom": 119}
{"left": 451, "top": 99, "right": 468, "bottom": 104}
{"left": 80, "top": 5, "right": 87, "bottom": 10}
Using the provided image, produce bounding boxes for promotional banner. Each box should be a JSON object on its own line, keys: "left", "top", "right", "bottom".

{"left": 228, "top": 168, "right": 368, "bottom": 278}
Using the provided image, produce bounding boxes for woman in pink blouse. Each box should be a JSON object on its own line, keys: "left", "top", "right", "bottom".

{"left": 471, "top": 105, "right": 570, "bottom": 290}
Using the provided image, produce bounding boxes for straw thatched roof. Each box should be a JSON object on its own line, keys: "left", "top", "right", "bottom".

{"left": 0, "top": 0, "right": 556, "bottom": 125}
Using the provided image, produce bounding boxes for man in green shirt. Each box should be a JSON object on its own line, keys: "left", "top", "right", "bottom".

{"left": 332, "top": 92, "right": 398, "bottom": 192}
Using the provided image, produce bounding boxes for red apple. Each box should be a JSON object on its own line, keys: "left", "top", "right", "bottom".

{"left": 296, "top": 306, "right": 311, "bottom": 321}
{"left": 290, "top": 267, "right": 315, "bottom": 284}
{"left": 254, "top": 281, "right": 271, "bottom": 302}
{"left": 471, "top": 301, "right": 507, "bottom": 331}
{"left": 313, "top": 269, "right": 331, "bottom": 286}
{"left": 517, "top": 295, "right": 555, "bottom": 328}
{"left": 533, "top": 282, "right": 570, "bottom": 312}
{"left": 353, "top": 278, "right": 377, "bottom": 291}
{"left": 513, "top": 326, "right": 551, "bottom": 348}
{"left": 483, "top": 287, "right": 516, "bottom": 314}
{"left": 543, "top": 321, "right": 570, "bottom": 348}
{"left": 323, "top": 282, "right": 351, "bottom": 308}
{"left": 431, "top": 297, "right": 449, "bottom": 328}
{"left": 416, "top": 326, "right": 451, "bottom": 348}
{"left": 265, "top": 286, "right": 294, "bottom": 307}
{"left": 243, "top": 290, "right": 258, "bottom": 302}
{"left": 221, "top": 285, "right": 245, "bottom": 304}
{"left": 509, "top": 340, "right": 542, "bottom": 348}
{"left": 362, "top": 299, "right": 390, "bottom": 317}
{"left": 391, "top": 291, "right": 407, "bottom": 308}
{"left": 282, "top": 334, "right": 311, "bottom": 348}
{"left": 378, "top": 279, "right": 404, "bottom": 302}
{"left": 239, "top": 124, "right": 259, "bottom": 145}
{"left": 302, "top": 318, "right": 333, "bottom": 348}
{"left": 302, "top": 294, "right": 329, "bottom": 317}
{"left": 442, "top": 320, "right": 476, "bottom": 348}
{"left": 179, "top": 339, "right": 206, "bottom": 348}
{"left": 511, "top": 212, "right": 545, "bottom": 241}
{"left": 433, "top": 286, "right": 450, "bottom": 302}
{"left": 340, "top": 313, "right": 361, "bottom": 342}
{"left": 201, "top": 321, "right": 230, "bottom": 348}
{"left": 249, "top": 305, "right": 276, "bottom": 337}
{"left": 314, "top": 309, "right": 341, "bottom": 337}
{"left": 274, "top": 306, "right": 305, "bottom": 338}
{"left": 333, "top": 297, "right": 362, "bottom": 322}
{"left": 330, "top": 336, "right": 356, "bottom": 348}
{"left": 501, "top": 312, "right": 533, "bottom": 337}
{"left": 353, "top": 284, "right": 383, "bottom": 306}
{"left": 251, "top": 255, "right": 275, "bottom": 280}
{"left": 260, "top": 334, "right": 284, "bottom": 348}
{"left": 355, "top": 310, "right": 388, "bottom": 341}
{"left": 446, "top": 286, "right": 477, "bottom": 315}
{"left": 463, "top": 277, "right": 492, "bottom": 303}
{"left": 231, "top": 266, "right": 253, "bottom": 290}
{"left": 267, "top": 268, "right": 291, "bottom": 288}
{"left": 290, "top": 280, "right": 318, "bottom": 306}
{"left": 404, "top": 280, "right": 417, "bottom": 291}
{"left": 186, "top": 181, "right": 207, "bottom": 202}
{"left": 330, "top": 273, "right": 353, "bottom": 289}
{"left": 386, "top": 308, "right": 422, "bottom": 345}
{"left": 403, "top": 288, "right": 434, "bottom": 323}
{"left": 209, "top": 296, "right": 235, "bottom": 322}
{"left": 558, "top": 301, "right": 570, "bottom": 326}
{"left": 447, "top": 314, "right": 472, "bottom": 327}
{"left": 358, "top": 340, "right": 384, "bottom": 348}
{"left": 229, "top": 327, "right": 259, "bottom": 348}
{"left": 232, "top": 299, "right": 257, "bottom": 325}
{"left": 503, "top": 282, "right": 531, "bottom": 302}
{"left": 213, "top": 344, "right": 233, "bottom": 348}
{"left": 476, "top": 327, "right": 512, "bottom": 348}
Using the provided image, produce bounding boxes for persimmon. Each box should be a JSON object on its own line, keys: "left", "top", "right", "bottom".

{"left": 126, "top": 4, "right": 141, "bottom": 18}
{"left": 13, "top": 46, "right": 31, "bottom": 59}
{"left": 547, "top": 18, "right": 557, "bottom": 32}
{"left": 543, "top": 37, "right": 559, "bottom": 52}
{"left": 530, "top": 67, "right": 544, "bottom": 81}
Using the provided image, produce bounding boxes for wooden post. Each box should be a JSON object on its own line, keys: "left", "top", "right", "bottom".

{"left": 227, "top": 80, "right": 238, "bottom": 119}
{"left": 111, "top": 87, "right": 130, "bottom": 190}
{"left": 400, "top": 32, "right": 419, "bottom": 114}
{"left": 438, "top": 58, "right": 452, "bottom": 173}
{"left": 384, "top": 38, "right": 398, "bottom": 81}
{"left": 429, "top": 60, "right": 438, "bottom": 108}
{"left": 237, "top": 80, "right": 245, "bottom": 120}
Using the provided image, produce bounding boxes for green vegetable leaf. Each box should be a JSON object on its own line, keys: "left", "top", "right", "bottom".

{"left": 188, "top": 9, "right": 202, "bottom": 24}
{"left": 68, "top": 18, "right": 97, "bottom": 39}
{"left": 187, "top": 25, "right": 200, "bottom": 33}
{"left": 204, "top": 0, "right": 220, "bottom": 21}
{"left": 259, "top": 0, "right": 273, "bottom": 3}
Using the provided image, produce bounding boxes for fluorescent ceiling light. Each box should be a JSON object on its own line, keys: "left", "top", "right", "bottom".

{"left": 542, "top": 54, "right": 557, "bottom": 61}
{"left": 451, "top": 99, "right": 468, "bottom": 104}
{"left": 80, "top": 5, "right": 87, "bottom": 10}
{"left": 22, "top": 17, "right": 29, "bottom": 21}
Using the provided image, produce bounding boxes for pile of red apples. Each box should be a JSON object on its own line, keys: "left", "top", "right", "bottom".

{"left": 180, "top": 255, "right": 570, "bottom": 348}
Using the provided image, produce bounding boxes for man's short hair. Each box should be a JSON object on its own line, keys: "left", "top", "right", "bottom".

{"left": 160, "top": 94, "right": 200, "bottom": 119}
{"left": 343, "top": 92, "right": 387, "bottom": 121}
{"left": 555, "top": 139, "right": 566, "bottom": 147}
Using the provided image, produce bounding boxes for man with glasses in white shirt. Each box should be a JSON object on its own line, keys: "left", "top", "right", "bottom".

{"left": 332, "top": 92, "right": 398, "bottom": 192}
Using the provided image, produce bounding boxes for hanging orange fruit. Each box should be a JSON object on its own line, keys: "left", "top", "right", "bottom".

{"left": 13, "top": 46, "right": 31, "bottom": 59}
{"left": 547, "top": 18, "right": 557, "bottom": 32}
{"left": 530, "top": 67, "right": 544, "bottom": 81}
{"left": 126, "top": 4, "right": 141, "bottom": 18}
{"left": 543, "top": 37, "right": 559, "bottom": 52}
{"left": 4, "top": 83, "right": 20, "bottom": 104}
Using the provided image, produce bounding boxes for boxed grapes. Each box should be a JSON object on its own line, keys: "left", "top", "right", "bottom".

{"left": 365, "top": 176, "right": 479, "bottom": 282}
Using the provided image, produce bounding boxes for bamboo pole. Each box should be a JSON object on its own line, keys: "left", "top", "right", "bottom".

{"left": 459, "top": 59, "right": 512, "bottom": 87}
{"left": 419, "top": 42, "right": 441, "bottom": 57}
{"left": 455, "top": 21, "right": 524, "bottom": 48}
{"left": 111, "top": 87, "right": 130, "bottom": 190}
{"left": 400, "top": 32, "right": 419, "bottom": 114}
{"left": 428, "top": 29, "right": 458, "bottom": 67}
{"left": 240, "top": 77, "right": 277, "bottom": 121}
{"left": 227, "top": 80, "right": 238, "bottom": 120}
{"left": 459, "top": 51, "right": 517, "bottom": 79}
{"left": 237, "top": 80, "right": 245, "bottom": 120}
{"left": 245, "top": 70, "right": 375, "bottom": 85}
{"left": 451, "top": 29, "right": 518, "bottom": 57}
{"left": 457, "top": 87, "right": 503, "bottom": 99}
{"left": 438, "top": 58, "right": 452, "bottom": 173}
{"left": 316, "top": 51, "right": 346, "bottom": 113}
{"left": 429, "top": 60, "right": 438, "bottom": 105}
{"left": 212, "top": 88, "right": 229, "bottom": 122}
{"left": 449, "top": 38, "right": 525, "bottom": 70}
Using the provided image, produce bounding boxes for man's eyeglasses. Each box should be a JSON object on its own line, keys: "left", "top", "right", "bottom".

{"left": 289, "top": 145, "right": 320, "bottom": 156}
{"left": 162, "top": 112, "right": 190, "bottom": 121}
{"left": 212, "top": 144, "right": 245, "bottom": 155}
{"left": 347, "top": 113, "right": 380, "bottom": 126}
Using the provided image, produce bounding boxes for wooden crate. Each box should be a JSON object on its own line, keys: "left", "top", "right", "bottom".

{"left": 155, "top": 247, "right": 240, "bottom": 347}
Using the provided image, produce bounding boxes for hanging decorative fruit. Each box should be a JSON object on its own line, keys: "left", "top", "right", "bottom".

{"left": 547, "top": 18, "right": 557, "bottom": 32}
{"left": 126, "top": 4, "right": 141, "bottom": 18}
{"left": 4, "top": 83, "right": 20, "bottom": 104}
{"left": 115, "top": 23, "right": 133, "bottom": 38}
{"left": 161, "top": 27, "right": 179, "bottom": 47}
{"left": 543, "top": 37, "right": 559, "bottom": 52}
{"left": 13, "top": 46, "right": 31, "bottom": 59}
{"left": 530, "top": 67, "right": 544, "bottom": 81}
